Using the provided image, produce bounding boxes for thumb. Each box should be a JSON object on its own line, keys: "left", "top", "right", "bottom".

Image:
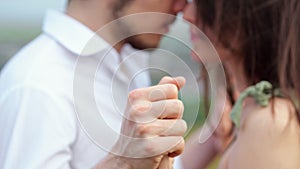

{"left": 158, "top": 76, "right": 186, "bottom": 90}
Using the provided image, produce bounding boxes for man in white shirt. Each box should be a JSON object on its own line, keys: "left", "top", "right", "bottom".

{"left": 0, "top": 0, "right": 187, "bottom": 169}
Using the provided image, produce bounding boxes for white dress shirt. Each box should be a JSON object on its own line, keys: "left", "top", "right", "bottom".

{"left": 0, "top": 10, "right": 153, "bottom": 169}
{"left": 0, "top": 9, "right": 184, "bottom": 169}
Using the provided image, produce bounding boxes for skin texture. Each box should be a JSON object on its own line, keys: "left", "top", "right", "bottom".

{"left": 67, "top": 0, "right": 186, "bottom": 51}
{"left": 117, "top": 0, "right": 187, "bottom": 49}
{"left": 225, "top": 98, "right": 300, "bottom": 169}
{"left": 181, "top": 3, "right": 237, "bottom": 168}
{"left": 67, "top": 0, "right": 187, "bottom": 168}
{"left": 182, "top": 1, "right": 300, "bottom": 169}
{"left": 95, "top": 76, "right": 187, "bottom": 169}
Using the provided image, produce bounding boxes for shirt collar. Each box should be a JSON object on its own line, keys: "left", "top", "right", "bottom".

{"left": 42, "top": 10, "right": 150, "bottom": 76}
{"left": 42, "top": 10, "right": 110, "bottom": 56}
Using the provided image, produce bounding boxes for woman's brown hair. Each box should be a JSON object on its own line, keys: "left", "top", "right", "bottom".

{"left": 195, "top": 0, "right": 300, "bottom": 119}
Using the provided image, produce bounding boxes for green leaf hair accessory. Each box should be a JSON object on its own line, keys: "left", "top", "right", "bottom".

{"left": 230, "top": 81, "right": 273, "bottom": 128}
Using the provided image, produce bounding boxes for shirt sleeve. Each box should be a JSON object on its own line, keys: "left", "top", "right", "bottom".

{"left": 173, "top": 156, "right": 183, "bottom": 169}
{"left": 0, "top": 85, "right": 77, "bottom": 169}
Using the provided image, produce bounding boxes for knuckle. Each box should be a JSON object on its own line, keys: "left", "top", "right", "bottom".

{"left": 180, "top": 120, "right": 188, "bottom": 133}
{"left": 161, "top": 76, "right": 172, "bottom": 82}
{"left": 131, "top": 103, "right": 151, "bottom": 115}
{"left": 136, "top": 124, "right": 149, "bottom": 136}
{"left": 177, "top": 137, "right": 185, "bottom": 149}
{"left": 173, "top": 120, "right": 187, "bottom": 135}
{"left": 145, "top": 142, "right": 155, "bottom": 154}
{"left": 174, "top": 137, "right": 185, "bottom": 147}
{"left": 144, "top": 140, "right": 159, "bottom": 155}
{"left": 151, "top": 156, "right": 162, "bottom": 164}
{"left": 166, "top": 84, "right": 178, "bottom": 97}
{"left": 173, "top": 100, "right": 184, "bottom": 114}
{"left": 128, "top": 89, "right": 143, "bottom": 101}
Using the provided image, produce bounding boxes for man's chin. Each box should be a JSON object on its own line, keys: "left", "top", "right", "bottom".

{"left": 130, "top": 42, "right": 160, "bottom": 50}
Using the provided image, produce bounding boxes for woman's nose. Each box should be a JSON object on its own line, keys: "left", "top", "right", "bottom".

{"left": 183, "top": 2, "right": 196, "bottom": 24}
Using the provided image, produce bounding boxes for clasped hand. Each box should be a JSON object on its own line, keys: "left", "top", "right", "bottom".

{"left": 113, "top": 76, "right": 187, "bottom": 169}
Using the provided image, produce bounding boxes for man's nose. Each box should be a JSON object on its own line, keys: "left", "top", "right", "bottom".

{"left": 183, "top": 2, "right": 196, "bottom": 24}
{"left": 173, "top": 0, "right": 188, "bottom": 14}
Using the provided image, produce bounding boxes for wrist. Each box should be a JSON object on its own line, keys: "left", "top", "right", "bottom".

{"left": 95, "top": 153, "right": 133, "bottom": 169}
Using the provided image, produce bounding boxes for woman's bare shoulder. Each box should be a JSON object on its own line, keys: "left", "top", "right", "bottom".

{"left": 227, "top": 98, "right": 300, "bottom": 169}
{"left": 242, "top": 97, "right": 299, "bottom": 135}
